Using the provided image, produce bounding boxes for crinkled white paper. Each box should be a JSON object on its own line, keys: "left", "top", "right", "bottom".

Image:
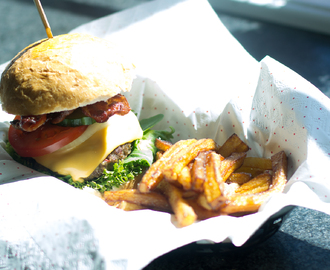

{"left": 0, "top": 0, "right": 330, "bottom": 269}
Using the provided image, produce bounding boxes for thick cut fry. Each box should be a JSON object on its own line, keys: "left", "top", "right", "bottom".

{"left": 220, "top": 199, "right": 260, "bottom": 215}
{"left": 106, "top": 201, "right": 119, "bottom": 207}
{"left": 177, "top": 165, "right": 192, "bottom": 190}
{"left": 138, "top": 139, "right": 196, "bottom": 193}
{"left": 191, "top": 151, "right": 208, "bottom": 193}
{"left": 158, "top": 181, "right": 197, "bottom": 227}
{"left": 155, "top": 151, "right": 164, "bottom": 161}
{"left": 221, "top": 151, "right": 288, "bottom": 215}
{"left": 181, "top": 190, "right": 199, "bottom": 199}
{"left": 219, "top": 152, "right": 247, "bottom": 182}
{"left": 103, "top": 189, "right": 171, "bottom": 213}
{"left": 162, "top": 138, "right": 217, "bottom": 182}
{"left": 187, "top": 199, "right": 222, "bottom": 220}
{"left": 196, "top": 193, "right": 212, "bottom": 210}
{"left": 235, "top": 166, "right": 265, "bottom": 178}
{"left": 203, "top": 152, "right": 226, "bottom": 210}
{"left": 155, "top": 138, "right": 173, "bottom": 152}
{"left": 217, "top": 133, "right": 249, "bottom": 158}
{"left": 220, "top": 192, "right": 269, "bottom": 214}
{"left": 223, "top": 182, "right": 241, "bottom": 196}
{"left": 270, "top": 151, "right": 288, "bottom": 192}
{"left": 242, "top": 157, "right": 272, "bottom": 170}
{"left": 227, "top": 172, "right": 252, "bottom": 185}
{"left": 235, "top": 173, "right": 271, "bottom": 194}
{"left": 116, "top": 201, "right": 147, "bottom": 211}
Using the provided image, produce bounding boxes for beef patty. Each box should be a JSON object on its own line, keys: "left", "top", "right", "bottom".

{"left": 84, "top": 142, "right": 132, "bottom": 181}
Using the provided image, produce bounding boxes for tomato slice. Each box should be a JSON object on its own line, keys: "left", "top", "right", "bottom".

{"left": 8, "top": 116, "right": 88, "bottom": 157}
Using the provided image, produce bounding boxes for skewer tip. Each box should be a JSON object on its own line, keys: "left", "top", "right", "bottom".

{"left": 46, "top": 27, "right": 53, "bottom": 38}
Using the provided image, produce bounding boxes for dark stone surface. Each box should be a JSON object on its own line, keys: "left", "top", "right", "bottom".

{"left": 218, "top": 12, "right": 330, "bottom": 97}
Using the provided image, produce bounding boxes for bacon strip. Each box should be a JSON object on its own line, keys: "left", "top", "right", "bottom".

{"left": 10, "top": 115, "right": 47, "bottom": 132}
{"left": 49, "top": 109, "right": 75, "bottom": 124}
{"left": 11, "top": 94, "right": 131, "bottom": 132}
{"left": 82, "top": 94, "right": 131, "bottom": 123}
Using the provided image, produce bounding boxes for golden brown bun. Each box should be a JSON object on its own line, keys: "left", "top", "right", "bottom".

{"left": 0, "top": 33, "right": 135, "bottom": 116}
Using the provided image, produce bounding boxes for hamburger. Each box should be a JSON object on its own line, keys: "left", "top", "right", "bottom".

{"left": 0, "top": 33, "right": 173, "bottom": 190}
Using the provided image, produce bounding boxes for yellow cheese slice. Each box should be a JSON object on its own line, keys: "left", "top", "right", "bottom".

{"left": 34, "top": 111, "right": 143, "bottom": 181}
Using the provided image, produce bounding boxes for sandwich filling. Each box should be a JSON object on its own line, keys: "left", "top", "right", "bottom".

{"left": 34, "top": 111, "right": 143, "bottom": 181}
{"left": 7, "top": 93, "right": 143, "bottom": 181}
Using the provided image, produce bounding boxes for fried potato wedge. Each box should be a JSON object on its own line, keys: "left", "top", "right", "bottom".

{"left": 155, "top": 138, "right": 173, "bottom": 152}
{"left": 187, "top": 199, "right": 223, "bottom": 220}
{"left": 138, "top": 139, "right": 196, "bottom": 193}
{"left": 116, "top": 201, "right": 148, "bottom": 211}
{"left": 103, "top": 189, "right": 171, "bottom": 213}
{"left": 234, "top": 166, "right": 266, "bottom": 178}
{"left": 234, "top": 157, "right": 272, "bottom": 177}
{"left": 191, "top": 151, "right": 209, "bottom": 193}
{"left": 242, "top": 157, "right": 272, "bottom": 170}
{"left": 217, "top": 133, "right": 249, "bottom": 158}
{"left": 158, "top": 181, "right": 197, "bottom": 227}
{"left": 227, "top": 172, "right": 252, "bottom": 185}
{"left": 181, "top": 190, "right": 199, "bottom": 200}
{"left": 196, "top": 193, "right": 212, "bottom": 210}
{"left": 177, "top": 165, "right": 193, "bottom": 190}
{"left": 162, "top": 138, "right": 217, "bottom": 183}
{"left": 219, "top": 152, "right": 247, "bottom": 182}
{"left": 235, "top": 173, "right": 271, "bottom": 194}
{"left": 203, "top": 151, "right": 226, "bottom": 210}
{"left": 270, "top": 151, "right": 288, "bottom": 193}
{"left": 221, "top": 151, "right": 288, "bottom": 215}
{"left": 155, "top": 151, "right": 164, "bottom": 161}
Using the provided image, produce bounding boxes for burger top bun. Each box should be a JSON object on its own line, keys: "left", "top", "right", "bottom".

{"left": 0, "top": 33, "right": 136, "bottom": 116}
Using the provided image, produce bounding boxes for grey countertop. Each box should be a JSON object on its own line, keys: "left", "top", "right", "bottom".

{"left": 1, "top": 0, "right": 330, "bottom": 269}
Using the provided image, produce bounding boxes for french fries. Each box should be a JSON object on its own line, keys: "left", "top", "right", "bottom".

{"left": 191, "top": 151, "right": 209, "bottom": 193}
{"left": 162, "top": 138, "right": 217, "bottom": 183}
{"left": 235, "top": 166, "right": 266, "bottom": 178}
{"left": 177, "top": 165, "right": 193, "bottom": 190}
{"left": 116, "top": 201, "right": 147, "bottom": 211}
{"left": 220, "top": 151, "right": 288, "bottom": 215}
{"left": 242, "top": 157, "right": 272, "bottom": 170}
{"left": 138, "top": 139, "right": 196, "bottom": 193}
{"left": 104, "top": 134, "right": 289, "bottom": 227}
{"left": 158, "top": 180, "right": 197, "bottom": 227}
{"left": 234, "top": 173, "right": 271, "bottom": 194}
{"left": 219, "top": 152, "right": 247, "bottom": 182}
{"left": 203, "top": 151, "right": 226, "bottom": 210}
{"left": 155, "top": 138, "right": 173, "bottom": 152}
{"left": 217, "top": 133, "right": 249, "bottom": 157}
{"left": 103, "top": 189, "right": 172, "bottom": 213}
{"left": 227, "top": 172, "right": 252, "bottom": 185}
{"left": 235, "top": 156, "right": 273, "bottom": 177}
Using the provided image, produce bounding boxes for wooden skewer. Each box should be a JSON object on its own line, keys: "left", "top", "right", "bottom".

{"left": 33, "top": 0, "right": 53, "bottom": 38}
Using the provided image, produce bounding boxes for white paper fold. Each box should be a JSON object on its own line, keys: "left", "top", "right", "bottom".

{"left": 0, "top": 0, "right": 329, "bottom": 269}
